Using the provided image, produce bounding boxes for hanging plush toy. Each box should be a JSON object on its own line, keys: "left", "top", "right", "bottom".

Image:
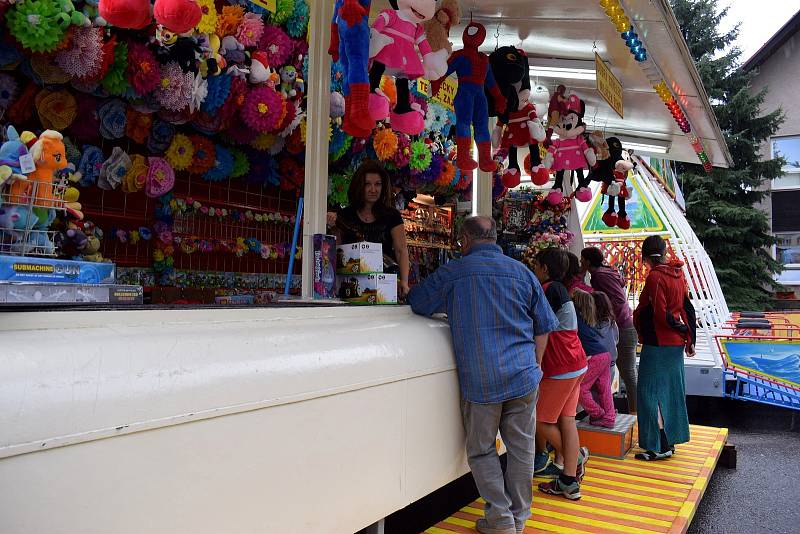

{"left": 329, "top": 0, "right": 374, "bottom": 137}
{"left": 99, "top": 0, "right": 151, "bottom": 29}
{"left": 542, "top": 94, "right": 596, "bottom": 205}
{"left": 488, "top": 46, "right": 547, "bottom": 188}
{"left": 368, "top": 0, "right": 448, "bottom": 135}
{"left": 582, "top": 136, "right": 633, "bottom": 229}
{"left": 544, "top": 84, "right": 568, "bottom": 147}
{"left": 279, "top": 66, "right": 304, "bottom": 99}
{"left": 154, "top": 0, "right": 202, "bottom": 34}
{"left": 432, "top": 23, "right": 505, "bottom": 173}
{"left": 422, "top": 0, "right": 461, "bottom": 55}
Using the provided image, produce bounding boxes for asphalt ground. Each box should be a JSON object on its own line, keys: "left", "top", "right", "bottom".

{"left": 687, "top": 398, "right": 800, "bottom": 534}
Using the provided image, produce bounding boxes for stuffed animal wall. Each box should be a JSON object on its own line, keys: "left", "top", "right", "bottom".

{"left": 422, "top": 0, "right": 461, "bottom": 55}
{"left": 488, "top": 46, "right": 547, "bottom": 188}
{"left": 432, "top": 22, "right": 505, "bottom": 173}
{"left": 329, "top": 0, "right": 374, "bottom": 137}
{"left": 582, "top": 136, "right": 633, "bottom": 229}
{"left": 368, "top": 0, "right": 448, "bottom": 135}
{"left": 542, "top": 94, "right": 597, "bottom": 205}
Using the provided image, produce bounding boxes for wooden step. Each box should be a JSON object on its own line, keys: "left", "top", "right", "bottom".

{"left": 577, "top": 413, "right": 636, "bottom": 459}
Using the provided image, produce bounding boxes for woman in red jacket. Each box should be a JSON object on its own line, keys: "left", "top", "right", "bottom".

{"left": 633, "top": 236, "right": 696, "bottom": 461}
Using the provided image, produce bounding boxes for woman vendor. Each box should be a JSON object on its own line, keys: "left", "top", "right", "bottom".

{"left": 327, "top": 160, "right": 411, "bottom": 296}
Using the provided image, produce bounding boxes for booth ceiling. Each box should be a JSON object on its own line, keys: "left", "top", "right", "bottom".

{"left": 374, "top": 0, "right": 732, "bottom": 168}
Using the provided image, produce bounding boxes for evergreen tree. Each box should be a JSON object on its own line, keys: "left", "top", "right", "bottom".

{"left": 671, "top": 0, "right": 785, "bottom": 311}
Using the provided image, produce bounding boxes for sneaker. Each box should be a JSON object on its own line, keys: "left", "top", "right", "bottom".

{"left": 538, "top": 478, "right": 581, "bottom": 500}
{"left": 576, "top": 447, "right": 589, "bottom": 482}
{"left": 539, "top": 462, "right": 563, "bottom": 479}
{"left": 533, "top": 451, "right": 551, "bottom": 474}
{"left": 475, "top": 517, "right": 516, "bottom": 534}
{"left": 635, "top": 449, "right": 673, "bottom": 461}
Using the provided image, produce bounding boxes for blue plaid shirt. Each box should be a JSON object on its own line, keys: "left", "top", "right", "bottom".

{"left": 408, "top": 243, "right": 559, "bottom": 404}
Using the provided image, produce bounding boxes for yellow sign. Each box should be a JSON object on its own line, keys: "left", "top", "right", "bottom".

{"left": 250, "top": 0, "right": 276, "bottom": 12}
{"left": 595, "top": 53, "right": 623, "bottom": 119}
{"left": 417, "top": 76, "right": 458, "bottom": 111}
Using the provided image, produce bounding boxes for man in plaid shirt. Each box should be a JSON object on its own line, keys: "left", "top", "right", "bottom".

{"left": 408, "top": 216, "right": 558, "bottom": 534}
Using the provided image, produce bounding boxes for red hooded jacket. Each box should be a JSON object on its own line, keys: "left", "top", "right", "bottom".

{"left": 634, "top": 260, "right": 697, "bottom": 349}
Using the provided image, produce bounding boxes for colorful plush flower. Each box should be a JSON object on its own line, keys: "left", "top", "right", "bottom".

{"left": 78, "top": 145, "right": 105, "bottom": 188}
{"left": 125, "top": 109, "right": 153, "bottom": 145}
{"left": 98, "top": 98, "right": 128, "bottom": 140}
{"left": 236, "top": 13, "right": 264, "bottom": 47}
{"left": 189, "top": 72, "right": 208, "bottom": 113}
{"left": 165, "top": 133, "right": 194, "bottom": 171}
{"left": 123, "top": 154, "right": 149, "bottom": 193}
{"left": 373, "top": 128, "right": 398, "bottom": 162}
{"left": 251, "top": 133, "right": 278, "bottom": 152}
{"left": 192, "top": 110, "right": 224, "bottom": 135}
{"left": 216, "top": 5, "right": 245, "bottom": 37}
{"left": 437, "top": 160, "right": 456, "bottom": 187}
{"left": 279, "top": 156, "right": 304, "bottom": 191}
{"left": 127, "top": 42, "right": 161, "bottom": 96}
{"left": 202, "top": 72, "right": 231, "bottom": 113}
{"left": 259, "top": 25, "right": 291, "bottom": 67}
{"left": 7, "top": 0, "right": 67, "bottom": 53}
{"left": 419, "top": 153, "right": 445, "bottom": 184}
{"left": 101, "top": 41, "right": 130, "bottom": 96}
{"left": 188, "top": 135, "right": 216, "bottom": 175}
{"left": 99, "top": 147, "right": 132, "bottom": 191}
{"left": 230, "top": 148, "right": 249, "bottom": 178}
{"left": 246, "top": 152, "right": 279, "bottom": 187}
{"left": 286, "top": 0, "right": 309, "bottom": 38}
{"left": 147, "top": 119, "right": 176, "bottom": 154}
{"left": 242, "top": 86, "right": 283, "bottom": 133}
{"left": 156, "top": 61, "right": 193, "bottom": 112}
{"left": 269, "top": 0, "right": 295, "bottom": 25}
{"left": 291, "top": 38, "right": 308, "bottom": 70}
{"left": 285, "top": 126, "right": 305, "bottom": 155}
{"left": 219, "top": 76, "right": 247, "bottom": 125}
{"left": 55, "top": 27, "right": 104, "bottom": 80}
{"left": 393, "top": 134, "right": 411, "bottom": 168}
{"left": 203, "top": 144, "right": 234, "bottom": 182}
{"left": 410, "top": 140, "right": 432, "bottom": 172}
{"left": 195, "top": 0, "right": 218, "bottom": 34}
{"left": 328, "top": 173, "right": 350, "bottom": 207}
{"left": 146, "top": 157, "right": 175, "bottom": 198}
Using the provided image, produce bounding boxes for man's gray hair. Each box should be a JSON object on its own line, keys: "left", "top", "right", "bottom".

{"left": 461, "top": 216, "right": 497, "bottom": 242}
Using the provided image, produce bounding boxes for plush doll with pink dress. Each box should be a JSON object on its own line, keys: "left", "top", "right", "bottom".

{"left": 368, "top": 0, "right": 448, "bottom": 135}
{"left": 543, "top": 94, "right": 597, "bottom": 205}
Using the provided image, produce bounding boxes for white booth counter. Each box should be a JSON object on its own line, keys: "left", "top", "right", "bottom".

{"left": 0, "top": 306, "right": 468, "bottom": 534}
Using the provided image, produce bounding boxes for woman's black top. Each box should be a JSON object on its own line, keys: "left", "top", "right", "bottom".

{"left": 336, "top": 206, "right": 404, "bottom": 262}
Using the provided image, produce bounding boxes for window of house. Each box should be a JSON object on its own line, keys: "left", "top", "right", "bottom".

{"left": 772, "top": 136, "right": 800, "bottom": 190}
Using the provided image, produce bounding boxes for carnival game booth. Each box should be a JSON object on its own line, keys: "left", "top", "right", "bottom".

{"left": 1, "top": 0, "right": 730, "bottom": 533}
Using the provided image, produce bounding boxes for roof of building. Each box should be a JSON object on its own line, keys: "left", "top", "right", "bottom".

{"left": 742, "top": 9, "right": 800, "bottom": 72}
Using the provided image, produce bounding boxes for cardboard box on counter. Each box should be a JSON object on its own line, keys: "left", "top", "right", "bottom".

{"left": 335, "top": 273, "right": 397, "bottom": 304}
{"left": 0, "top": 283, "right": 142, "bottom": 305}
{"left": 0, "top": 255, "right": 115, "bottom": 284}
{"left": 335, "top": 242, "right": 383, "bottom": 274}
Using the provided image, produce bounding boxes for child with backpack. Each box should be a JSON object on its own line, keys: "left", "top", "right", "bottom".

{"left": 530, "top": 248, "right": 589, "bottom": 501}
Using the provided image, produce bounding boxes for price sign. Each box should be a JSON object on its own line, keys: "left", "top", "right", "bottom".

{"left": 595, "top": 53, "right": 623, "bottom": 119}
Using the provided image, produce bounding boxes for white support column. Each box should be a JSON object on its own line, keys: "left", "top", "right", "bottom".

{"left": 472, "top": 119, "right": 495, "bottom": 217}
{"left": 301, "top": 0, "right": 333, "bottom": 299}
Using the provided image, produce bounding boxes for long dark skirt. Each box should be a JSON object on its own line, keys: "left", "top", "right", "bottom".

{"left": 636, "top": 344, "right": 690, "bottom": 451}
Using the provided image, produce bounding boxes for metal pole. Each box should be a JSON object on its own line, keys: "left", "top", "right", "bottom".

{"left": 285, "top": 197, "right": 304, "bottom": 296}
{"left": 299, "top": 0, "right": 334, "bottom": 300}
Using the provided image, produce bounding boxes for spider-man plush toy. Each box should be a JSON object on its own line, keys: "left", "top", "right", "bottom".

{"left": 433, "top": 22, "right": 506, "bottom": 173}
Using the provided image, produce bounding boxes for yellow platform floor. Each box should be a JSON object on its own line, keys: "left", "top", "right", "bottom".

{"left": 425, "top": 425, "right": 728, "bottom": 534}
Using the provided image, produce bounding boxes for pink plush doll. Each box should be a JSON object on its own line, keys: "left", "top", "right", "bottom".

{"left": 543, "top": 94, "right": 597, "bottom": 205}
{"left": 367, "top": 0, "right": 448, "bottom": 135}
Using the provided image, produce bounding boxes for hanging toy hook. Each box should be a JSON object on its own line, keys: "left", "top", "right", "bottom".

{"left": 495, "top": 22, "right": 501, "bottom": 50}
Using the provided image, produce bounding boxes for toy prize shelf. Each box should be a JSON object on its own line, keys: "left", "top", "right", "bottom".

{"left": 401, "top": 201, "right": 455, "bottom": 287}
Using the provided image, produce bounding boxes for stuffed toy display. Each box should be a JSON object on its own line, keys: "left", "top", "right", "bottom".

{"left": 583, "top": 136, "right": 633, "bottom": 229}
{"left": 422, "top": 0, "right": 461, "bottom": 55}
{"left": 153, "top": 0, "right": 202, "bottom": 34}
{"left": 99, "top": 0, "right": 151, "bottom": 30}
{"left": 488, "top": 46, "right": 547, "bottom": 188}
{"left": 6, "top": 130, "right": 67, "bottom": 207}
{"left": 542, "top": 94, "right": 597, "bottom": 205}
{"left": 329, "top": 0, "right": 374, "bottom": 137}
{"left": 368, "top": 0, "right": 448, "bottom": 135}
{"left": 432, "top": 22, "right": 505, "bottom": 173}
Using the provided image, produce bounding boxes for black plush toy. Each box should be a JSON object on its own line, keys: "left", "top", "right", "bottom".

{"left": 581, "top": 136, "right": 634, "bottom": 229}
{"left": 487, "top": 46, "right": 547, "bottom": 188}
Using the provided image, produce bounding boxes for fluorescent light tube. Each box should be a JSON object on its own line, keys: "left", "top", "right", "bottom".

{"left": 529, "top": 66, "right": 597, "bottom": 81}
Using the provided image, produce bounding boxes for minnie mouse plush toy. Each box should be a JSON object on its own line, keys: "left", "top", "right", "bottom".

{"left": 368, "top": 0, "right": 449, "bottom": 135}
{"left": 543, "top": 94, "right": 596, "bottom": 205}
